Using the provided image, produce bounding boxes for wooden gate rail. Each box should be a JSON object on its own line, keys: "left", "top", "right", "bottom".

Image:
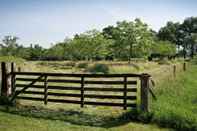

{"left": 11, "top": 72, "right": 142, "bottom": 77}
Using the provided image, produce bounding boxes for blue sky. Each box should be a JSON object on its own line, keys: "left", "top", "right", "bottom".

{"left": 0, "top": 0, "right": 197, "bottom": 48}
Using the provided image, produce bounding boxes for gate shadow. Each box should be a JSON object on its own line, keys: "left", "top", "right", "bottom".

{"left": 0, "top": 105, "right": 152, "bottom": 128}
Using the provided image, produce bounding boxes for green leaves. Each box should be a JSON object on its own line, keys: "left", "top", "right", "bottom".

{"left": 2, "top": 17, "right": 196, "bottom": 60}
{"left": 151, "top": 41, "right": 176, "bottom": 56}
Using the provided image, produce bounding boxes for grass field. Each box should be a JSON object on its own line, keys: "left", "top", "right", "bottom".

{"left": 150, "top": 63, "right": 197, "bottom": 130}
{"left": 0, "top": 110, "right": 171, "bottom": 131}
{"left": 0, "top": 58, "right": 196, "bottom": 131}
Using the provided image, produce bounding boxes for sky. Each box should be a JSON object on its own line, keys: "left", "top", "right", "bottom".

{"left": 0, "top": 0, "right": 197, "bottom": 48}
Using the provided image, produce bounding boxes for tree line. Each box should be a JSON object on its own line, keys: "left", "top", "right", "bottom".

{"left": 0, "top": 17, "right": 196, "bottom": 61}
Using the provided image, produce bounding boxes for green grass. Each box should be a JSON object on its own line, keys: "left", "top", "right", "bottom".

{"left": 150, "top": 63, "right": 197, "bottom": 130}
{"left": 1, "top": 59, "right": 192, "bottom": 131}
{"left": 0, "top": 106, "right": 169, "bottom": 131}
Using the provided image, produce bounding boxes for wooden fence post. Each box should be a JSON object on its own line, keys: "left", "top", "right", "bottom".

{"left": 11, "top": 63, "right": 16, "bottom": 96}
{"left": 123, "top": 76, "right": 127, "bottom": 110}
{"left": 1, "top": 62, "right": 7, "bottom": 96}
{"left": 44, "top": 75, "right": 48, "bottom": 105}
{"left": 140, "top": 73, "right": 150, "bottom": 112}
{"left": 18, "top": 67, "right": 21, "bottom": 72}
{"left": 81, "top": 76, "right": 84, "bottom": 108}
{"left": 173, "top": 65, "right": 176, "bottom": 78}
{"left": 183, "top": 62, "right": 186, "bottom": 71}
{"left": 1, "top": 62, "right": 13, "bottom": 97}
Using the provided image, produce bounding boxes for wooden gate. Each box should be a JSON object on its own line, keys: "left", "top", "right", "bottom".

{"left": 1, "top": 62, "right": 150, "bottom": 111}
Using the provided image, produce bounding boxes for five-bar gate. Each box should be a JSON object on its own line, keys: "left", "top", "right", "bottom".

{"left": 1, "top": 62, "right": 150, "bottom": 111}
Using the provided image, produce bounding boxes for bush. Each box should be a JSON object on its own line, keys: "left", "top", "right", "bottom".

{"left": 87, "top": 63, "right": 109, "bottom": 74}
{"left": 76, "top": 62, "right": 88, "bottom": 68}
{"left": 0, "top": 96, "right": 12, "bottom": 105}
{"left": 157, "top": 59, "right": 171, "bottom": 65}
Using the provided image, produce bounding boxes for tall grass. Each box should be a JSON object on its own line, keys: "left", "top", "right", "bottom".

{"left": 150, "top": 63, "right": 197, "bottom": 130}
{"left": 0, "top": 56, "right": 25, "bottom": 64}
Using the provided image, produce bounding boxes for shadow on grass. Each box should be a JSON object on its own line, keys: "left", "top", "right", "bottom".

{"left": 0, "top": 105, "right": 153, "bottom": 128}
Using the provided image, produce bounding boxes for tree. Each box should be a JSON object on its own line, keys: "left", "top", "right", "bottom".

{"left": 151, "top": 41, "right": 176, "bottom": 57}
{"left": 103, "top": 18, "right": 155, "bottom": 60}
{"left": 157, "top": 21, "right": 180, "bottom": 45}
{"left": 180, "top": 17, "right": 197, "bottom": 58}
{"left": 29, "top": 44, "right": 45, "bottom": 60}
{"left": 0, "top": 36, "right": 19, "bottom": 56}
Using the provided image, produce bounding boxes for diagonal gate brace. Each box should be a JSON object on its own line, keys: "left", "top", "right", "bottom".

{"left": 11, "top": 74, "right": 44, "bottom": 102}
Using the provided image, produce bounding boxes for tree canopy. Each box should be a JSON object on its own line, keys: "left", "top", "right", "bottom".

{"left": 1, "top": 17, "right": 197, "bottom": 61}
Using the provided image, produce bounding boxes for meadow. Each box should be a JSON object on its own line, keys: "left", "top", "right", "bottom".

{"left": 1, "top": 57, "right": 196, "bottom": 131}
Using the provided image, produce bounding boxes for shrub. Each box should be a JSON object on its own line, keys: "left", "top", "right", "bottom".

{"left": 0, "top": 96, "right": 12, "bottom": 105}
{"left": 87, "top": 63, "right": 109, "bottom": 74}
{"left": 76, "top": 62, "right": 88, "bottom": 68}
{"left": 157, "top": 59, "right": 171, "bottom": 65}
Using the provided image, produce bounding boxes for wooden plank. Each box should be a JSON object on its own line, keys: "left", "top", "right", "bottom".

{"left": 48, "top": 86, "right": 81, "bottom": 91}
{"left": 84, "top": 87, "right": 137, "bottom": 92}
{"left": 16, "top": 91, "right": 81, "bottom": 97}
{"left": 16, "top": 84, "right": 44, "bottom": 88}
{"left": 123, "top": 76, "right": 127, "bottom": 110}
{"left": 16, "top": 78, "right": 137, "bottom": 85}
{"left": 16, "top": 78, "right": 81, "bottom": 83}
{"left": 47, "top": 99, "right": 81, "bottom": 104}
{"left": 16, "top": 84, "right": 82, "bottom": 90}
{"left": 85, "top": 80, "right": 136, "bottom": 85}
{"left": 16, "top": 90, "right": 44, "bottom": 95}
{"left": 84, "top": 94, "right": 136, "bottom": 100}
{"left": 13, "top": 72, "right": 141, "bottom": 77}
{"left": 48, "top": 92, "right": 81, "bottom": 97}
{"left": 16, "top": 96, "right": 136, "bottom": 107}
{"left": 84, "top": 101, "right": 136, "bottom": 107}
{"left": 16, "top": 91, "right": 136, "bottom": 100}
{"left": 15, "top": 84, "right": 137, "bottom": 92}
{"left": 16, "top": 96, "right": 43, "bottom": 101}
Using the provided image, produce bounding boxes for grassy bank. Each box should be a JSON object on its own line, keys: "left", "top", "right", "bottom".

{"left": 150, "top": 63, "right": 197, "bottom": 130}
{"left": 0, "top": 108, "right": 169, "bottom": 131}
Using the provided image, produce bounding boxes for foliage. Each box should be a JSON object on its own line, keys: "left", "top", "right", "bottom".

{"left": 151, "top": 41, "right": 176, "bottom": 56}
{"left": 158, "top": 17, "right": 197, "bottom": 58}
{"left": 76, "top": 62, "right": 88, "bottom": 68}
{"left": 157, "top": 21, "right": 180, "bottom": 45}
{"left": 0, "top": 56, "right": 25, "bottom": 64}
{"left": 87, "top": 63, "right": 109, "bottom": 74}
{"left": 157, "top": 59, "right": 171, "bottom": 65}
{"left": 103, "top": 19, "right": 155, "bottom": 59}
{"left": 0, "top": 96, "right": 13, "bottom": 105}
{"left": 1, "top": 17, "right": 197, "bottom": 61}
